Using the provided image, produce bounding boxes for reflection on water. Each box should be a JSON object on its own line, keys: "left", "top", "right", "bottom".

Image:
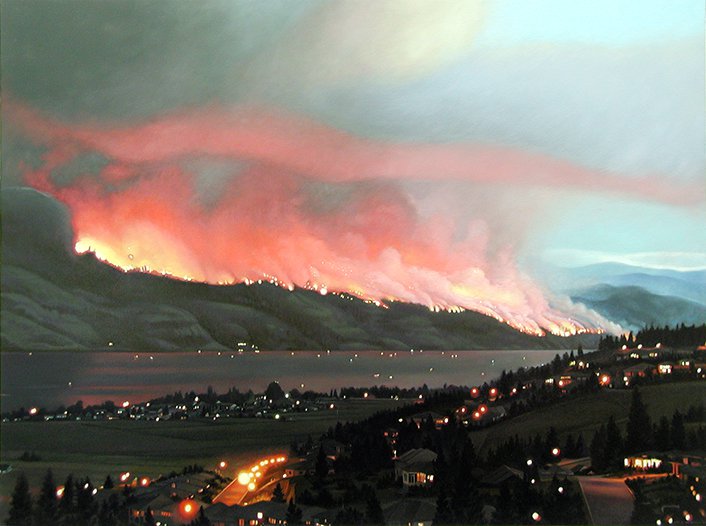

{"left": 0, "top": 350, "right": 560, "bottom": 411}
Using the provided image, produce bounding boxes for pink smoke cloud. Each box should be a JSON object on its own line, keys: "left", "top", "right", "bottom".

{"left": 7, "top": 98, "right": 701, "bottom": 204}
{"left": 9, "top": 98, "right": 648, "bottom": 335}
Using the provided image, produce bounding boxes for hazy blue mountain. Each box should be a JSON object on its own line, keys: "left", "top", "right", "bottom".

{"left": 572, "top": 284, "right": 706, "bottom": 332}
{"left": 1, "top": 187, "right": 596, "bottom": 351}
{"left": 546, "top": 262, "right": 706, "bottom": 307}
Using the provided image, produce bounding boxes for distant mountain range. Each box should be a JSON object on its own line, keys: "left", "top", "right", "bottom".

{"left": 1, "top": 187, "right": 597, "bottom": 351}
{"left": 571, "top": 284, "right": 706, "bottom": 331}
{"left": 546, "top": 262, "right": 706, "bottom": 331}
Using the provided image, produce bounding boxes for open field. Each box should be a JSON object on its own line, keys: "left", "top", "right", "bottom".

{"left": 472, "top": 382, "right": 705, "bottom": 454}
{"left": 0, "top": 398, "right": 406, "bottom": 517}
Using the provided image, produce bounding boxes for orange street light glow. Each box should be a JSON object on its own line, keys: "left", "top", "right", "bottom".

{"left": 180, "top": 499, "right": 197, "bottom": 518}
{"left": 238, "top": 472, "right": 251, "bottom": 485}
{"left": 247, "top": 482, "right": 256, "bottom": 491}
{"left": 140, "top": 477, "right": 149, "bottom": 486}
{"left": 219, "top": 461, "right": 227, "bottom": 469}
{"left": 29, "top": 407, "right": 38, "bottom": 416}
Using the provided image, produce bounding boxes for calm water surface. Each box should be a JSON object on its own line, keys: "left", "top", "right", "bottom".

{"left": 0, "top": 350, "right": 561, "bottom": 411}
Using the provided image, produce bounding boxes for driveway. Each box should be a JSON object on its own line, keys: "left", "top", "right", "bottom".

{"left": 577, "top": 476, "right": 634, "bottom": 525}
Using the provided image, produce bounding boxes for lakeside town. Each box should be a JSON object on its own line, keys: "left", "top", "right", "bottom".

{"left": 3, "top": 324, "right": 706, "bottom": 526}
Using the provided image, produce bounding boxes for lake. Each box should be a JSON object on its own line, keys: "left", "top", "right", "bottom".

{"left": 0, "top": 350, "right": 564, "bottom": 411}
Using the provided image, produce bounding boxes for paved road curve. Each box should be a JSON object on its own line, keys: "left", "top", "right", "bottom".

{"left": 214, "top": 455, "right": 288, "bottom": 506}
{"left": 577, "top": 476, "right": 634, "bottom": 525}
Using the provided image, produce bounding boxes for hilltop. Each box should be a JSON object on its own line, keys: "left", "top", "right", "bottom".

{"left": 1, "top": 188, "right": 597, "bottom": 352}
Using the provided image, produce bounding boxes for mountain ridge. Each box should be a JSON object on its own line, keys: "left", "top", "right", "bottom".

{"left": 1, "top": 187, "right": 597, "bottom": 351}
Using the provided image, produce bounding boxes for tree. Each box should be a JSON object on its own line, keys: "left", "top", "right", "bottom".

{"left": 590, "top": 425, "right": 607, "bottom": 472}
{"left": 271, "top": 482, "right": 285, "bottom": 503}
{"left": 451, "top": 439, "right": 481, "bottom": 524}
{"left": 626, "top": 388, "right": 652, "bottom": 453}
{"left": 575, "top": 433, "right": 586, "bottom": 457}
{"left": 365, "top": 489, "right": 385, "bottom": 525}
{"left": 58, "top": 474, "right": 76, "bottom": 521}
{"left": 433, "top": 488, "right": 453, "bottom": 526}
{"left": 655, "top": 417, "right": 670, "bottom": 451}
{"left": 577, "top": 344, "right": 584, "bottom": 357}
{"left": 671, "top": 411, "right": 686, "bottom": 450}
{"left": 34, "top": 469, "right": 58, "bottom": 525}
{"left": 265, "top": 381, "right": 285, "bottom": 401}
{"left": 315, "top": 445, "right": 328, "bottom": 480}
{"left": 144, "top": 506, "right": 156, "bottom": 526}
{"left": 604, "top": 416, "right": 624, "bottom": 470}
{"left": 335, "top": 507, "right": 363, "bottom": 526}
{"left": 188, "top": 506, "right": 211, "bottom": 526}
{"left": 103, "top": 474, "right": 114, "bottom": 489}
{"left": 286, "top": 499, "right": 303, "bottom": 525}
{"left": 7, "top": 473, "right": 32, "bottom": 526}
{"left": 75, "top": 477, "right": 96, "bottom": 520}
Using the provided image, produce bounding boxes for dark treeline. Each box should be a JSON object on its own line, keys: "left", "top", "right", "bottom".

{"left": 302, "top": 391, "right": 587, "bottom": 524}
{"left": 589, "top": 392, "right": 706, "bottom": 473}
{"left": 486, "top": 427, "right": 587, "bottom": 468}
{"left": 598, "top": 323, "right": 706, "bottom": 351}
{"left": 7, "top": 467, "right": 215, "bottom": 526}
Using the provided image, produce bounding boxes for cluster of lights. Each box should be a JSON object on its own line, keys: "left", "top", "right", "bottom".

{"left": 237, "top": 456, "right": 287, "bottom": 492}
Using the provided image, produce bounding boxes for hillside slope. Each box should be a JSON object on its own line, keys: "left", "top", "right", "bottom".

{"left": 1, "top": 188, "right": 595, "bottom": 351}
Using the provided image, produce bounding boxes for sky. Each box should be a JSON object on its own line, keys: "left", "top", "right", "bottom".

{"left": 2, "top": 0, "right": 704, "bottom": 335}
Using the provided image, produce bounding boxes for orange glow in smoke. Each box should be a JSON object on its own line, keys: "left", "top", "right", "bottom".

{"left": 8, "top": 99, "right": 613, "bottom": 336}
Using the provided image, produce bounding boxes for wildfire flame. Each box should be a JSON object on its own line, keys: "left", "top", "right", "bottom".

{"left": 7, "top": 99, "right": 614, "bottom": 337}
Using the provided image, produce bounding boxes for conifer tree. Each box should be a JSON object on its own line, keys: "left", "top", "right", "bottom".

{"left": 34, "top": 469, "right": 58, "bottom": 525}
{"left": 626, "top": 388, "right": 652, "bottom": 453}
{"left": 671, "top": 411, "right": 686, "bottom": 450}
{"left": 286, "top": 499, "right": 303, "bottom": 525}
{"left": 7, "top": 473, "right": 32, "bottom": 526}
{"left": 271, "top": 482, "right": 285, "bottom": 503}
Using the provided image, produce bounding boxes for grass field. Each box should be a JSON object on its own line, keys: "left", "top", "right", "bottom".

{"left": 472, "top": 382, "right": 705, "bottom": 454}
{"left": 0, "top": 398, "right": 406, "bottom": 517}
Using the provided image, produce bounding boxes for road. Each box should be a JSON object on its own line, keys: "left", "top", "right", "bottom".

{"left": 213, "top": 455, "right": 288, "bottom": 506}
{"left": 577, "top": 476, "right": 634, "bottom": 525}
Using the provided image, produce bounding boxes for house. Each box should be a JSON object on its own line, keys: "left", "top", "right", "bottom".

{"left": 383, "top": 498, "right": 436, "bottom": 526}
{"left": 657, "top": 362, "right": 674, "bottom": 374}
{"left": 408, "top": 411, "right": 447, "bottom": 429}
{"left": 320, "top": 439, "right": 345, "bottom": 460}
{"left": 395, "top": 449, "right": 437, "bottom": 487}
{"left": 622, "top": 363, "right": 655, "bottom": 381}
{"left": 401, "top": 460, "right": 436, "bottom": 486}
{"left": 466, "top": 405, "right": 508, "bottom": 427}
{"left": 204, "top": 501, "right": 328, "bottom": 526}
{"left": 624, "top": 453, "right": 664, "bottom": 471}
{"left": 129, "top": 493, "right": 208, "bottom": 525}
{"left": 285, "top": 459, "right": 313, "bottom": 478}
{"left": 663, "top": 452, "right": 706, "bottom": 482}
{"left": 480, "top": 465, "right": 523, "bottom": 487}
